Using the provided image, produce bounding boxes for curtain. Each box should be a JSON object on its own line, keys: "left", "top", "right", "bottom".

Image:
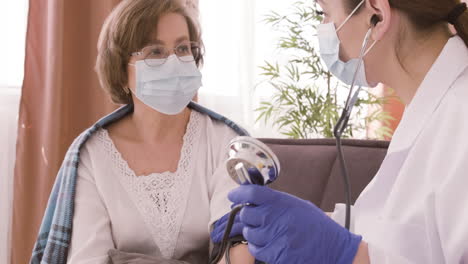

{"left": 11, "top": 0, "right": 121, "bottom": 262}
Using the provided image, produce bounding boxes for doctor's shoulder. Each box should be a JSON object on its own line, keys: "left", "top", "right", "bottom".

{"left": 441, "top": 67, "right": 468, "bottom": 115}
{"left": 428, "top": 69, "right": 468, "bottom": 129}
{"left": 418, "top": 66, "right": 468, "bottom": 166}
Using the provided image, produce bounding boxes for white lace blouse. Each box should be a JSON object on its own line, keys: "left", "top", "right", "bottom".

{"left": 67, "top": 111, "right": 239, "bottom": 263}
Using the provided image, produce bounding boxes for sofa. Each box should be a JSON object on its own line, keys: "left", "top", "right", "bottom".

{"left": 260, "top": 138, "right": 389, "bottom": 212}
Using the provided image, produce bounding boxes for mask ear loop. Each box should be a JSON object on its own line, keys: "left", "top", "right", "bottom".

{"left": 336, "top": 0, "right": 366, "bottom": 32}
{"left": 344, "top": 27, "right": 374, "bottom": 112}
{"left": 335, "top": 0, "right": 375, "bottom": 108}
{"left": 310, "top": 0, "right": 364, "bottom": 37}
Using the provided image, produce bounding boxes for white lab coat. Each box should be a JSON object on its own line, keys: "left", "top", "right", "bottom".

{"left": 332, "top": 36, "right": 468, "bottom": 263}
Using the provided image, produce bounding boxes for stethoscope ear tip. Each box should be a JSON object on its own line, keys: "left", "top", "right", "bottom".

{"left": 370, "top": 14, "right": 381, "bottom": 27}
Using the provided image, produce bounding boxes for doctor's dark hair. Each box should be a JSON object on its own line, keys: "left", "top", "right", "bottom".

{"left": 346, "top": 0, "right": 468, "bottom": 47}
{"left": 95, "top": 0, "right": 204, "bottom": 104}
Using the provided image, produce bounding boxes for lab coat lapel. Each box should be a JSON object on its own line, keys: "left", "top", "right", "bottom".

{"left": 389, "top": 36, "right": 468, "bottom": 152}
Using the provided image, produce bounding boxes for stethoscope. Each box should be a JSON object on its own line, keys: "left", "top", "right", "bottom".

{"left": 333, "top": 19, "right": 377, "bottom": 230}
{"left": 210, "top": 21, "right": 376, "bottom": 264}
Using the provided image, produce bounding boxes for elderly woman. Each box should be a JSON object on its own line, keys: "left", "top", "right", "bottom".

{"left": 30, "top": 0, "right": 254, "bottom": 263}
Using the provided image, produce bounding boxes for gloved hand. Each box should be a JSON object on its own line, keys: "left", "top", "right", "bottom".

{"left": 210, "top": 209, "right": 243, "bottom": 243}
{"left": 229, "top": 185, "right": 362, "bottom": 264}
{"left": 211, "top": 167, "right": 270, "bottom": 243}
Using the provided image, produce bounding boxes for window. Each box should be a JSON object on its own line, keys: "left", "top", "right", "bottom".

{"left": 0, "top": 2, "right": 28, "bottom": 263}
{"left": 0, "top": 0, "right": 29, "bottom": 88}
{"left": 198, "top": 0, "right": 294, "bottom": 137}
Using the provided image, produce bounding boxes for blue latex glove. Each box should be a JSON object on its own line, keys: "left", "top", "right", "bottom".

{"left": 229, "top": 185, "right": 362, "bottom": 264}
{"left": 211, "top": 168, "right": 270, "bottom": 243}
{"left": 210, "top": 209, "right": 243, "bottom": 243}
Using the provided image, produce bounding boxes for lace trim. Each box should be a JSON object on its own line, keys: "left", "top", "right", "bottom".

{"left": 96, "top": 110, "right": 201, "bottom": 258}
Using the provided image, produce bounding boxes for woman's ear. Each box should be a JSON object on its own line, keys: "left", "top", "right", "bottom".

{"left": 367, "top": 0, "right": 392, "bottom": 41}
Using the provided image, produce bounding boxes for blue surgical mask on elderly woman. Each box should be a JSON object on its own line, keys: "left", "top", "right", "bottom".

{"left": 133, "top": 54, "right": 202, "bottom": 115}
{"left": 317, "top": 0, "right": 378, "bottom": 88}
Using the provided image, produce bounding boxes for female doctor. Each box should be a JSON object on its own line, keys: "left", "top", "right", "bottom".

{"left": 217, "top": 0, "right": 468, "bottom": 263}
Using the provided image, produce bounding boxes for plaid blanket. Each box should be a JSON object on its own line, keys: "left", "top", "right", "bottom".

{"left": 30, "top": 102, "right": 249, "bottom": 263}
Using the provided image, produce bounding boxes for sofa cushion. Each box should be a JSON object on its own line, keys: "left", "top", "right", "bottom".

{"left": 260, "top": 138, "right": 389, "bottom": 212}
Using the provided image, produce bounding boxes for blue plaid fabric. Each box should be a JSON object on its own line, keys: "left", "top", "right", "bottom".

{"left": 30, "top": 102, "right": 249, "bottom": 263}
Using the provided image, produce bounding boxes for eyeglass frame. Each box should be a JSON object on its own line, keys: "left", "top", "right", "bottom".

{"left": 129, "top": 41, "right": 202, "bottom": 67}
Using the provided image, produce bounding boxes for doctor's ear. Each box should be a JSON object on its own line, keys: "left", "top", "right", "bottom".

{"left": 368, "top": 0, "right": 392, "bottom": 41}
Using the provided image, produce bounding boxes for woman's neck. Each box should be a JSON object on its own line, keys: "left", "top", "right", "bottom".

{"left": 379, "top": 27, "right": 453, "bottom": 105}
{"left": 130, "top": 100, "right": 191, "bottom": 144}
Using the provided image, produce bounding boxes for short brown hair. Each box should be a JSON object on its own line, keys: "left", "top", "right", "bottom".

{"left": 95, "top": 0, "right": 204, "bottom": 104}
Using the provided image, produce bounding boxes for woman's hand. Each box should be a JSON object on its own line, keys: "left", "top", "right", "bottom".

{"left": 228, "top": 185, "right": 363, "bottom": 264}
{"left": 353, "top": 242, "right": 370, "bottom": 264}
{"left": 218, "top": 244, "right": 255, "bottom": 264}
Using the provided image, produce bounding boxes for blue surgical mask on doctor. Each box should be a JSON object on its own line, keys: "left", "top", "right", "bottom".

{"left": 130, "top": 43, "right": 202, "bottom": 115}
{"left": 317, "top": 0, "right": 378, "bottom": 88}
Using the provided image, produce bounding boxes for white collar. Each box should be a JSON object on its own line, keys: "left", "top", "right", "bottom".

{"left": 389, "top": 36, "right": 468, "bottom": 151}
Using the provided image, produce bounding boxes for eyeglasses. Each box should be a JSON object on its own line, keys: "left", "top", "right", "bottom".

{"left": 130, "top": 41, "right": 202, "bottom": 67}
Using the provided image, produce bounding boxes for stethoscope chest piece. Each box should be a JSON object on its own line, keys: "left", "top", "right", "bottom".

{"left": 226, "top": 136, "right": 280, "bottom": 186}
